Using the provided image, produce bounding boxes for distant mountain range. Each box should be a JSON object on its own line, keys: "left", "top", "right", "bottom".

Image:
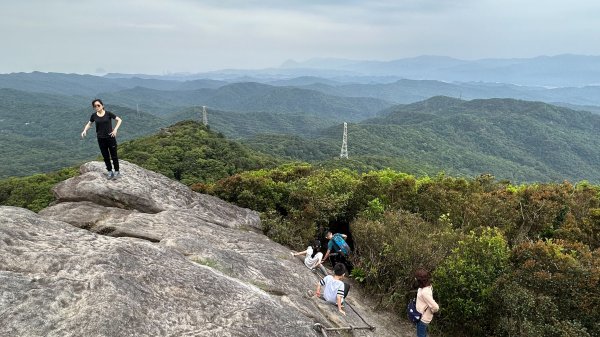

{"left": 281, "top": 54, "right": 600, "bottom": 87}
{"left": 5, "top": 69, "right": 600, "bottom": 183}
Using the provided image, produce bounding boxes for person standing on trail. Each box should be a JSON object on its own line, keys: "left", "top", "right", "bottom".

{"left": 415, "top": 268, "right": 439, "bottom": 337}
{"left": 81, "top": 99, "right": 122, "bottom": 180}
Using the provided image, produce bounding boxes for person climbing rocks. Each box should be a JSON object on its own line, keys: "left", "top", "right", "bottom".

{"left": 315, "top": 263, "right": 350, "bottom": 316}
{"left": 291, "top": 240, "right": 328, "bottom": 276}
{"left": 322, "top": 230, "right": 352, "bottom": 272}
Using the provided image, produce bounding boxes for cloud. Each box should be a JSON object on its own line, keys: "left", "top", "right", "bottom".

{"left": 2, "top": 0, "right": 600, "bottom": 73}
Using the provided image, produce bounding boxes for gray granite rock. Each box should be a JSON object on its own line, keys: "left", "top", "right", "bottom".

{"left": 1, "top": 161, "right": 410, "bottom": 337}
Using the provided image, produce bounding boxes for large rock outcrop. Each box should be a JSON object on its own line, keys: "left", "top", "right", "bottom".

{"left": 0, "top": 161, "right": 409, "bottom": 337}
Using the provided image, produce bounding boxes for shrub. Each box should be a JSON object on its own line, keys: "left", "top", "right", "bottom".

{"left": 352, "top": 210, "right": 459, "bottom": 312}
{"left": 491, "top": 240, "right": 600, "bottom": 337}
{"left": 433, "top": 227, "right": 510, "bottom": 335}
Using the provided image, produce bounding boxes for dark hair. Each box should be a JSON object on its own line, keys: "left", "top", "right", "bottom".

{"left": 333, "top": 263, "right": 346, "bottom": 276}
{"left": 415, "top": 268, "right": 431, "bottom": 288}
{"left": 91, "top": 99, "right": 104, "bottom": 107}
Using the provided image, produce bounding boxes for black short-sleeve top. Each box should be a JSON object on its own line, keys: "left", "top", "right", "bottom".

{"left": 89, "top": 111, "right": 117, "bottom": 138}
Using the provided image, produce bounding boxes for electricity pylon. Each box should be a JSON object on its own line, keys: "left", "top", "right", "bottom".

{"left": 340, "top": 122, "right": 348, "bottom": 159}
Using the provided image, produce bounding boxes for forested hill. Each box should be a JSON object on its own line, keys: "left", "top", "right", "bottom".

{"left": 118, "top": 120, "right": 278, "bottom": 185}
{"left": 245, "top": 96, "right": 600, "bottom": 183}
{"left": 355, "top": 96, "right": 600, "bottom": 182}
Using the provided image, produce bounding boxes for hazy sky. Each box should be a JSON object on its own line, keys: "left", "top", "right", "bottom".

{"left": 2, "top": 0, "right": 600, "bottom": 74}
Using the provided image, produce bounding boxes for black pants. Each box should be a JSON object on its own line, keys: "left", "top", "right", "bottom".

{"left": 330, "top": 253, "right": 354, "bottom": 274}
{"left": 97, "top": 137, "right": 119, "bottom": 172}
{"left": 343, "top": 282, "right": 350, "bottom": 298}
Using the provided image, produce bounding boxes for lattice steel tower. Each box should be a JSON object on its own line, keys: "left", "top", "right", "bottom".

{"left": 202, "top": 106, "right": 208, "bottom": 126}
{"left": 340, "top": 122, "right": 348, "bottom": 159}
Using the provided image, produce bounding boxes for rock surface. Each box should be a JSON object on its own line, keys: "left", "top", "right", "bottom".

{"left": 1, "top": 161, "right": 410, "bottom": 337}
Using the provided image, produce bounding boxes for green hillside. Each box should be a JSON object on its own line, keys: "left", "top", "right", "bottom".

{"left": 102, "top": 82, "right": 393, "bottom": 120}
{"left": 244, "top": 96, "right": 600, "bottom": 183}
{"left": 201, "top": 82, "right": 392, "bottom": 120}
{"left": 119, "top": 120, "right": 278, "bottom": 184}
{"left": 167, "top": 107, "right": 338, "bottom": 139}
{"left": 0, "top": 72, "right": 226, "bottom": 96}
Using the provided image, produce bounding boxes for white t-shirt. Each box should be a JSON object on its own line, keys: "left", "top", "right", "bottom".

{"left": 320, "top": 275, "right": 345, "bottom": 304}
{"left": 304, "top": 246, "right": 323, "bottom": 269}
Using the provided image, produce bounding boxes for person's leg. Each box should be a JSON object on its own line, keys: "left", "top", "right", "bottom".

{"left": 107, "top": 138, "right": 119, "bottom": 172}
{"left": 342, "top": 282, "right": 350, "bottom": 299}
{"left": 97, "top": 138, "right": 113, "bottom": 172}
{"left": 318, "top": 264, "right": 328, "bottom": 276}
{"left": 416, "top": 321, "right": 428, "bottom": 337}
{"left": 329, "top": 253, "right": 340, "bottom": 268}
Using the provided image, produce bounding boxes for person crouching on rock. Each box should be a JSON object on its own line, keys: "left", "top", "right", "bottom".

{"left": 323, "top": 230, "right": 352, "bottom": 272}
{"left": 291, "top": 240, "right": 328, "bottom": 276}
{"left": 81, "top": 99, "right": 122, "bottom": 180}
{"left": 315, "top": 263, "right": 350, "bottom": 316}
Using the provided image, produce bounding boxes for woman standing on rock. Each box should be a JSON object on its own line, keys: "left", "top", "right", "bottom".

{"left": 415, "top": 268, "right": 439, "bottom": 337}
{"left": 81, "top": 99, "right": 122, "bottom": 179}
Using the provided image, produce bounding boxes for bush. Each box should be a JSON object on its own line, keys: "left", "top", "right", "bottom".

{"left": 491, "top": 240, "right": 600, "bottom": 337}
{"left": 351, "top": 210, "right": 459, "bottom": 312}
{"left": 433, "top": 227, "right": 510, "bottom": 335}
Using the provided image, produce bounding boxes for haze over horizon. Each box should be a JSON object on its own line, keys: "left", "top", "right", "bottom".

{"left": 2, "top": 0, "right": 600, "bottom": 75}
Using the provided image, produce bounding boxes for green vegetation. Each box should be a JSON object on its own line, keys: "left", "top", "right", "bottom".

{"left": 119, "top": 120, "right": 278, "bottom": 185}
{"left": 0, "top": 166, "right": 78, "bottom": 212}
{"left": 244, "top": 96, "right": 600, "bottom": 183}
{"left": 208, "top": 164, "right": 600, "bottom": 337}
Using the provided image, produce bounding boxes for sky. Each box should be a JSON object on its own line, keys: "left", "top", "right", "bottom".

{"left": 1, "top": 0, "right": 600, "bottom": 74}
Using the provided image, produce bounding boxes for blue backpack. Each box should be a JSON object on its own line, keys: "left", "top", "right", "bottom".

{"left": 332, "top": 234, "right": 351, "bottom": 256}
{"left": 407, "top": 298, "right": 427, "bottom": 323}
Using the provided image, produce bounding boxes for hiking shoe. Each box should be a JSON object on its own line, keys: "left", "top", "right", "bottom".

{"left": 107, "top": 171, "right": 115, "bottom": 180}
{"left": 114, "top": 171, "right": 121, "bottom": 179}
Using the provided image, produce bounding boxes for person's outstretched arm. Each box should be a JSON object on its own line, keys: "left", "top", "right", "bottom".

{"left": 81, "top": 121, "right": 92, "bottom": 138}
{"left": 323, "top": 249, "right": 332, "bottom": 261}
{"left": 291, "top": 249, "right": 308, "bottom": 256}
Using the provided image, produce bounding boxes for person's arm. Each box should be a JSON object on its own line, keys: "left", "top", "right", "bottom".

{"left": 337, "top": 294, "right": 346, "bottom": 315}
{"left": 110, "top": 116, "right": 122, "bottom": 137}
{"left": 81, "top": 121, "right": 92, "bottom": 138}
{"left": 422, "top": 287, "right": 440, "bottom": 313}
{"left": 340, "top": 234, "right": 347, "bottom": 239}
{"left": 323, "top": 249, "right": 331, "bottom": 261}
{"left": 291, "top": 249, "right": 308, "bottom": 256}
{"left": 315, "top": 282, "right": 322, "bottom": 298}
{"left": 336, "top": 283, "right": 346, "bottom": 315}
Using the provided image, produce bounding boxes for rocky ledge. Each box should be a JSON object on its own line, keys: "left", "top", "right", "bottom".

{"left": 0, "top": 161, "right": 408, "bottom": 337}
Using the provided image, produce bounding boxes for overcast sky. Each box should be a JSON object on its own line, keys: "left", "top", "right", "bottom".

{"left": 2, "top": 0, "right": 599, "bottom": 74}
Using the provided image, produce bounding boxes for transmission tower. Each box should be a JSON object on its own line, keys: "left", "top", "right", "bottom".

{"left": 340, "top": 122, "right": 348, "bottom": 159}
{"left": 202, "top": 106, "right": 208, "bottom": 126}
